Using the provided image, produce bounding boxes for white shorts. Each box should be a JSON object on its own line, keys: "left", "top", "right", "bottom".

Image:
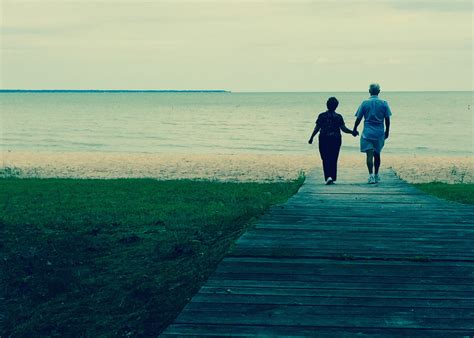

{"left": 360, "top": 136, "right": 385, "bottom": 153}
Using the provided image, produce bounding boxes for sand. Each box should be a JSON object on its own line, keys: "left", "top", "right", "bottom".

{"left": 384, "top": 154, "right": 473, "bottom": 184}
{"left": 1, "top": 151, "right": 472, "bottom": 184}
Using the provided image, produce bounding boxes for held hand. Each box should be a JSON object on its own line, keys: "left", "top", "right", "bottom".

{"left": 352, "top": 130, "right": 359, "bottom": 137}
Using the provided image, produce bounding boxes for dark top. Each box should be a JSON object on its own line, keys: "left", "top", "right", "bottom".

{"left": 316, "top": 111, "right": 345, "bottom": 138}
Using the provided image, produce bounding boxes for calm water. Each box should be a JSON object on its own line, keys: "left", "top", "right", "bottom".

{"left": 1, "top": 92, "right": 472, "bottom": 156}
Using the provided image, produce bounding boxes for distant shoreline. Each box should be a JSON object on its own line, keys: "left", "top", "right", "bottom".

{"left": 1, "top": 89, "right": 472, "bottom": 94}
{"left": 0, "top": 89, "right": 231, "bottom": 93}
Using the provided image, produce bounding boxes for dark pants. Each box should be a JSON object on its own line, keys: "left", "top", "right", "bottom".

{"left": 318, "top": 135, "right": 341, "bottom": 181}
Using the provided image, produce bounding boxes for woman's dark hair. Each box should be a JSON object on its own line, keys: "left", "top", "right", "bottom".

{"left": 326, "top": 97, "right": 339, "bottom": 111}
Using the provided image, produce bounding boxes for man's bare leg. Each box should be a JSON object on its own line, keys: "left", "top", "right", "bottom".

{"left": 366, "top": 149, "right": 374, "bottom": 174}
{"left": 374, "top": 151, "right": 381, "bottom": 175}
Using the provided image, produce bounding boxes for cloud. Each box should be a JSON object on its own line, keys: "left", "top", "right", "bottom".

{"left": 384, "top": 0, "right": 473, "bottom": 12}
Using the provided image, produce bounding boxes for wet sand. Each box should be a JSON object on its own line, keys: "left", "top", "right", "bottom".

{"left": 1, "top": 151, "right": 472, "bottom": 184}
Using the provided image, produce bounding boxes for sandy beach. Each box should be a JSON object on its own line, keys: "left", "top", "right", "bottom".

{"left": 1, "top": 151, "right": 472, "bottom": 184}
{"left": 384, "top": 154, "right": 473, "bottom": 184}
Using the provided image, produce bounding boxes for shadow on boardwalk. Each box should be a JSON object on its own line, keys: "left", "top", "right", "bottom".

{"left": 162, "top": 168, "right": 474, "bottom": 336}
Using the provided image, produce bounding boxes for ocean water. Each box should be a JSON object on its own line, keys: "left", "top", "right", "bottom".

{"left": 1, "top": 92, "right": 472, "bottom": 156}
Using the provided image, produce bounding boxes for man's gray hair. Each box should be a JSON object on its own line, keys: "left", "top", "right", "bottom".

{"left": 369, "top": 83, "right": 380, "bottom": 94}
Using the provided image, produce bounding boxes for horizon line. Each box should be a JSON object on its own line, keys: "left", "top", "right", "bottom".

{"left": 0, "top": 89, "right": 472, "bottom": 93}
{"left": 0, "top": 89, "right": 231, "bottom": 93}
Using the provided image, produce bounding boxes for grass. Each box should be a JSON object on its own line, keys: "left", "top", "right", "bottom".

{"left": 414, "top": 183, "right": 474, "bottom": 205}
{"left": 0, "top": 177, "right": 303, "bottom": 336}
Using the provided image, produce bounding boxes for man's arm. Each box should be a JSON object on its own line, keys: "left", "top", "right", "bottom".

{"left": 384, "top": 116, "right": 390, "bottom": 139}
{"left": 353, "top": 117, "right": 362, "bottom": 136}
{"left": 353, "top": 102, "right": 365, "bottom": 136}
{"left": 384, "top": 102, "right": 392, "bottom": 139}
{"left": 308, "top": 125, "right": 320, "bottom": 144}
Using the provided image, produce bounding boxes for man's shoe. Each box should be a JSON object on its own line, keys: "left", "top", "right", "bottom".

{"left": 368, "top": 175, "right": 376, "bottom": 184}
{"left": 374, "top": 174, "right": 380, "bottom": 183}
{"left": 326, "top": 177, "right": 334, "bottom": 185}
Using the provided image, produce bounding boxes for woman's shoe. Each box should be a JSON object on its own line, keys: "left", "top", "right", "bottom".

{"left": 326, "top": 177, "right": 334, "bottom": 185}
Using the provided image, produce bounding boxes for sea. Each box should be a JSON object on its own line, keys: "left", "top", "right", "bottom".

{"left": 1, "top": 91, "right": 473, "bottom": 156}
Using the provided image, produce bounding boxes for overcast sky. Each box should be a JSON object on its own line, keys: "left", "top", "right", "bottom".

{"left": 1, "top": 0, "right": 472, "bottom": 91}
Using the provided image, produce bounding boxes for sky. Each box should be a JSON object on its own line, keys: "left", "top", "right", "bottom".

{"left": 0, "top": 0, "right": 472, "bottom": 91}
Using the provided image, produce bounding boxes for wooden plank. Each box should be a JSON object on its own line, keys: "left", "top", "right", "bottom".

{"left": 258, "top": 212, "right": 474, "bottom": 220}
{"left": 260, "top": 217, "right": 473, "bottom": 223}
{"left": 209, "top": 272, "right": 474, "bottom": 287}
{"left": 174, "top": 308, "right": 474, "bottom": 330}
{"left": 233, "top": 239, "right": 474, "bottom": 254}
{"left": 221, "top": 256, "right": 474, "bottom": 268}
{"left": 254, "top": 223, "right": 473, "bottom": 231}
{"left": 234, "top": 239, "right": 474, "bottom": 251}
{"left": 260, "top": 212, "right": 473, "bottom": 220}
{"left": 205, "top": 279, "right": 474, "bottom": 292}
{"left": 302, "top": 191, "right": 425, "bottom": 195}
{"left": 234, "top": 240, "right": 474, "bottom": 252}
{"left": 241, "top": 230, "right": 474, "bottom": 240}
{"left": 182, "top": 302, "right": 474, "bottom": 319}
{"left": 216, "top": 260, "right": 474, "bottom": 278}
{"left": 255, "top": 224, "right": 474, "bottom": 232}
{"left": 249, "top": 229, "right": 474, "bottom": 239}
{"left": 257, "top": 216, "right": 473, "bottom": 222}
{"left": 200, "top": 285, "right": 474, "bottom": 300}
{"left": 243, "top": 231, "right": 474, "bottom": 241}
{"left": 278, "top": 205, "right": 474, "bottom": 214}
{"left": 216, "top": 262, "right": 474, "bottom": 276}
{"left": 269, "top": 208, "right": 474, "bottom": 216}
{"left": 190, "top": 293, "right": 474, "bottom": 308}
{"left": 217, "top": 259, "right": 474, "bottom": 275}
{"left": 228, "top": 247, "right": 474, "bottom": 261}
{"left": 162, "top": 323, "right": 474, "bottom": 337}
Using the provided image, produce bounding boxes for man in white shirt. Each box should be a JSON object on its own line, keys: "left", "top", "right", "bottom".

{"left": 353, "top": 83, "right": 392, "bottom": 184}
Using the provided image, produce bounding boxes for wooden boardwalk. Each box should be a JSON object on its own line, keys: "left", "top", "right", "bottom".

{"left": 162, "top": 167, "right": 474, "bottom": 337}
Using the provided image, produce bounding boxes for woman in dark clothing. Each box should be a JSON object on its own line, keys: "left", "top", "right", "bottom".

{"left": 308, "top": 97, "right": 358, "bottom": 184}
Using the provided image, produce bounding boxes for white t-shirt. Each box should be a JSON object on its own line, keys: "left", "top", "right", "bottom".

{"left": 355, "top": 95, "right": 392, "bottom": 140}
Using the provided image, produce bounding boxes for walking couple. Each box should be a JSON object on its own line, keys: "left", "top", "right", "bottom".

{"left": 308, "top": 83, "right": 392, "bottom": 185}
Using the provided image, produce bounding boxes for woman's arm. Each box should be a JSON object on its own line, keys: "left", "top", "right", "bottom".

{"left": 340, "top": 115, "right": 358, "bottom": 136}
{"left": 340, "top": 124, "right": 354, "bottom": 134}
{"left": 308, "top": 125, "right": 320, "bottom": 144}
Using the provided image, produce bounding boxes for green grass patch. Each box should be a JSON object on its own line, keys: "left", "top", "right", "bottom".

{"left": 414, "top": 183, "right": 474, "bottom": 205}
{"left": 1, "top": 177, "right": 303, "bottom": 336}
